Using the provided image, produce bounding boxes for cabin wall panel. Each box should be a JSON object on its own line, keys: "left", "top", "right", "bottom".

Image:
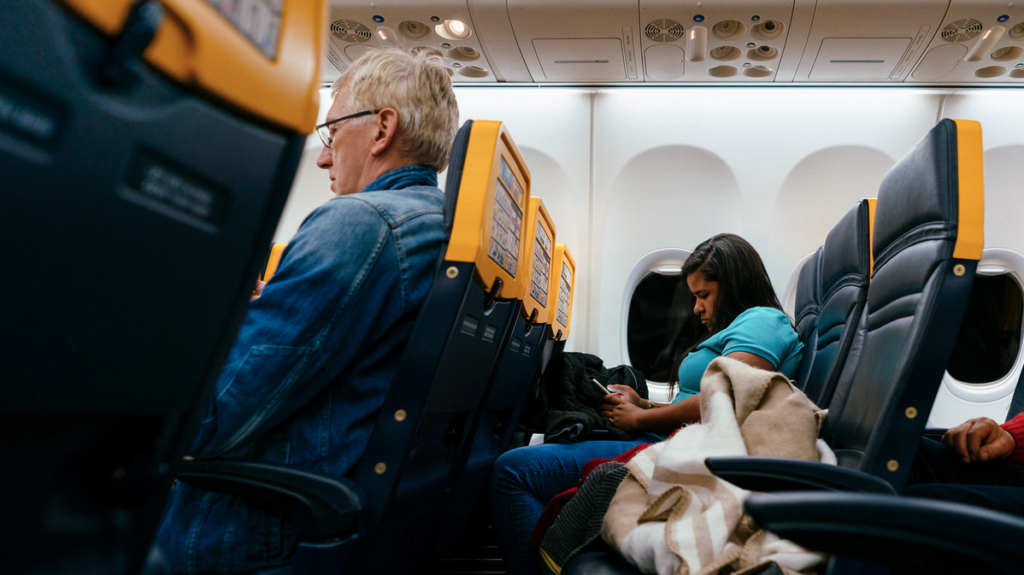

{"left": 943, "top": 93, "right": 1024, "bottom": 252}
{"left": 588, "top": 89, "right": 941, "bottom": 363}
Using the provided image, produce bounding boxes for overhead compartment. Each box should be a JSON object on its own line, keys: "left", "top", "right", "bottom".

{"left": 320, "top": 1, "right": 500, "bottom": 84}
{"left": 908, "top": 0, "right": 1024, "bottom": 84}
{"left": 534, "top": 38, "right": 630, "bottom": 81}
{"left": 324, "top": 0, "right": 1022, "bottom": 87}
{"left": 793, "top": 0, "right": 949, "bottom": 82}
{"left": 639, "top": 0, "right": 798, "bottom": 83}
{"left": 506, "top": 0, "right": 642, "bottom": 82}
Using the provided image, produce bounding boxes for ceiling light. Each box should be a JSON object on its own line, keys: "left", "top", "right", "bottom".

{"left": 440, "top": 19, "right": 471, "bottom": 39}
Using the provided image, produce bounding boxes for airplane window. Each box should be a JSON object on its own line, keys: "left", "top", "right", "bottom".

{"left": 626, "top": 272, "right": 697, "bottom": 382}
{"left": 946, "top": 274, "right": 1024, "bottom": 384}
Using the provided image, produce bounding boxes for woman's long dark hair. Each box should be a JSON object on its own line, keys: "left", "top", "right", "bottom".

{"left": 669, "top": 233, "right": 785, "bottom": 387}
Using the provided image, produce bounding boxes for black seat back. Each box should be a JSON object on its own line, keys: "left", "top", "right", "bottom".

{"left": 802, "top": 200, "right": 873, "bottom": 407}
{"left": 0, "top": 1, "right": 321, "bottom": 571}
{"left": 348, "top": 119, "right": 531, "bottom": 573}
{"left": 432, "top": 196, "right": 556, "bottom": 552}
{"left": 823, "top": 119, "right": 985, "bottom": 490}
{"left": 793, "top": 248, "right": 822, "bottom": 392}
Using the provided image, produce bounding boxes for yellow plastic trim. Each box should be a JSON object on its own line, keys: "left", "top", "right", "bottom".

{"left": 952, "top": 119, "right": 985, "bottom": 261}
{"left": 546, "top": 244, "right": 576, "bottom": 341}
{"left": 866, "top": 198, "right": 877, "bottom": 279}
{"left": 261, "top": 242, "right": 287, "bottom": 282}
{"left": 62, "top": 0, "right": 323, "bottom": 134}
{"left": 445, "top": 121, "right": 531, "bottom": 300}
{"left": 538, "top": 548, "right": 562, "bottom": 575}
{"left": 519, "top": 198, "right": 556, "bottom": 323}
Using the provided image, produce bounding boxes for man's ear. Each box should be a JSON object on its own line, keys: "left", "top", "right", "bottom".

{"left": 369, "top": 108, "right": 399, "bottom": 157}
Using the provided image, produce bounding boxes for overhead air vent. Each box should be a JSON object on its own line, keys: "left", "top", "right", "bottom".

{"left": 941, "top": 19, "right": 983, "bottom": 43}
{"left": 331, "top": 20, "right": 372, "bottom": 43}
{"left": 645, "top": 19, "right": 685, "bottom": 43}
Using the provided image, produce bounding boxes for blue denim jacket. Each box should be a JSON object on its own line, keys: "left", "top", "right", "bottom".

{"left": 154, "top": 165, "right": 446, "bottom": 574}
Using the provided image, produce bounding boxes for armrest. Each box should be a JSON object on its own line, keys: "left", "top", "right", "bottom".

{"left": 923, "top": 427, "right": 948, "bottom": 440}
{"left": 177, "top": 459, "right": 366, "bottom": 539}
{"left": 704, "top": 457, "right": 895, "bottom": 494}
{"left": 745, "top": 492, "right": 1024, "bottom": 575}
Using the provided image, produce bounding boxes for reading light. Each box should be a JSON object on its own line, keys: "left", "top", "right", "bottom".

{"left": 374, "top": 26, "right": 402, "bottom": 49}
{"left": 439, "top": 19, "right": 471, "bottom": 39}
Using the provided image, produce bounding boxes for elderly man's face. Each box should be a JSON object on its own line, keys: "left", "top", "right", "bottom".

{"left": 316, "top": 85, "right": 375, "bottom": 196}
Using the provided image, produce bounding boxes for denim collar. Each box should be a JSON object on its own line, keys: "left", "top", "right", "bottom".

{"left": 360, "top": 164, "right": 438, "bottom": 193}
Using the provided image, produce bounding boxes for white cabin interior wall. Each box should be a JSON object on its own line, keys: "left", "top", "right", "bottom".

{"left": 588, "top": 88, "right": 942, "bottom": 364}
{"left": 273, "top": 87, "right": 1024, "bottom": 367}
{"left": 941, "top": 92, "right": 1024, "bottom": 253}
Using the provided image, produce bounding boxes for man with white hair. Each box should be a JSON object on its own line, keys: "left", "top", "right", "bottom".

{"left": 153, "top": 49, "right": 459, "bottom": 573}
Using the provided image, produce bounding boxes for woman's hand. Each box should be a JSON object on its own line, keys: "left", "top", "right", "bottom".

{"left": 599, "top": 401, "right": 646, "bottom": 433}
{"left": 607, "top": 385, "right": 644, "bottom": 408}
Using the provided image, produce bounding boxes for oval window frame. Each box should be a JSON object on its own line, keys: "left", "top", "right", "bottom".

{"left": 927, "top": 248, "right": 1024, "bottom": 426}
{"left": 620, "top": 248, "right": 692, "bottom": 402}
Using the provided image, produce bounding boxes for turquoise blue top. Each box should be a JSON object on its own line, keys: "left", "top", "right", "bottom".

{"left": 670, "top": 306, "right": 804, "bottom": 404}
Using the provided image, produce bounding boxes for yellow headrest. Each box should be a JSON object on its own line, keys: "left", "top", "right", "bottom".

{"left": 866, "top": 198, "right": 876, "bottom": 278}
{"left": 261, "top": 242, "right": 287, "bottom": 282}
{"left": 546, "top": 243, "right": 575, "bottom": 341}
{"left": 445, "top": 120, "right": 531, "bottom": 300}
{"left": 62, "top": 0, "right": 323, "bottom": 134}
{"left": 952, "top": 119, "right": 984, "bottom": 261}
{"left": 519, "top": 198, "right": 556, "bottom": 323}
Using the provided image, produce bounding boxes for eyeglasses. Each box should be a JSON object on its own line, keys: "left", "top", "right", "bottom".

{"left": 315, "top": 110, "right": 381, "bottom": 147}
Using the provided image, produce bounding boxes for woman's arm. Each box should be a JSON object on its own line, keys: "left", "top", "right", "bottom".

{"left": 599, "top": 351, "right": 775, "bottom": 434}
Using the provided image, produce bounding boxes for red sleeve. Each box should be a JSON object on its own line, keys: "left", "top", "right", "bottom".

{"left": 1000, "top": 414, "right": 1024, "bottom": 465}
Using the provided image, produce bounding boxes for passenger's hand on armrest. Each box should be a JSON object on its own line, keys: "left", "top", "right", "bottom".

{"left": 250, "top": 279, "right": 267, "bottom": 301}
{"left": 942, "top": 417, "right": 1016, "bottom": 464}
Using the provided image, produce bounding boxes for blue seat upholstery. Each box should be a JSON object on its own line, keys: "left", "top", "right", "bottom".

{"left": 801, "top": 199, "right": 873, "bottom": 408}
{"left": 793, "top": 247, "right": 822, "bottom": 392}
{"left": 746, "top": 491, "right": 1024, "bottom": 575}
{"left": 432, "top": 196, "right": 556, "bottom": 551}
{"left": 0, "top": 0, "right": 321, "bottom": 571}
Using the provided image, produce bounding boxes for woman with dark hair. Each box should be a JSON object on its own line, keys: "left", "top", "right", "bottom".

{"left": 488, "top": 233, "right": 803, "bottom": 575}
{"left": 600, "top": 233, "right": 803, "bottom": 435}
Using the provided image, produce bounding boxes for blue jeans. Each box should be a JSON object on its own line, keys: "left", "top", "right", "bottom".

{"left": 487, "top": 438, "right": 657, "bottom": 575}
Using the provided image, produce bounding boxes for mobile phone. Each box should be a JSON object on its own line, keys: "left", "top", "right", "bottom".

{"left": 592, "top": 378, "right": 612, "bottom": 395}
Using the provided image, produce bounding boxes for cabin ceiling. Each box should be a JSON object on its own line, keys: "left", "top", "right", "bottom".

{"left": 323, "top": 0, "right": 1024, "bottom": 86}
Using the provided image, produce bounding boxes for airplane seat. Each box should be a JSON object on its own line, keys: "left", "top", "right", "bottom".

{"left": 800, "top": 199, "right": 873, "bottom": 408}
{"left": 0, "top": 0, "right": 321, "bottom": 572}
{"left": 178, "top": 119, "right": 533, "bottom": 575}
{"left": 431, "top": 196, "right": 555, "bottom": 552}
{"left": 707, "top": 118, "right": 984, "bottom": 492}
{"left": 546, "top": 243, "right": 577, "bottom": 355}
{"left": 572, "top": 118, "right": 985, "bottom": 575}
{"left": 793, "top": 247, "right": 822, "bottom": 392}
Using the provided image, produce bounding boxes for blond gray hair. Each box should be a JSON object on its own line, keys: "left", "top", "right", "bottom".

{"left": 331, "top": 49, "right": 459, "bottom": 171}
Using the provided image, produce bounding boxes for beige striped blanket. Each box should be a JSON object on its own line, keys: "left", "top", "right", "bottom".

{"left": 601, "top": 357, "right": 836, "bottom": 575}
